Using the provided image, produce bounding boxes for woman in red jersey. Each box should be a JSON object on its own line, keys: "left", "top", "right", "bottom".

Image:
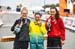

{"left": 45, "top": 7, "right": 65, "bottom": 49}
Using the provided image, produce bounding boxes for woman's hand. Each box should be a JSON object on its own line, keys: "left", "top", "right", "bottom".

{"left": 38, "top": 21, "right": 42, "bottom": 26}
{"left": 61, "top": 40, "right": 65, "bottom": 45}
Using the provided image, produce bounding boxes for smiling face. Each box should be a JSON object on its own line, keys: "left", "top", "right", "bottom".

{"left": 21, "top": 7, "right": 28, "bottom": 19}
{"left": 35, "top": 14, "right": 41, "bottom": 21}
{"left": 50, "top": 8, "right": 56, "bottom": 16}
{"left": 49, "top": 8, "right": 57, "bottom": 19}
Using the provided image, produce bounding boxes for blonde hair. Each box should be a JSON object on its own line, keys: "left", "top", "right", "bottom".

{"left": 21, "top": 7, "right": 28, "bottom": 13}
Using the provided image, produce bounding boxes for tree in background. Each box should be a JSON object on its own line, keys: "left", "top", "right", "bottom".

{"left": 43, "top": 3, "right": 59, "bottom": 9}
{"left": 56, "top": 3, "right": 59, "bottom": 7}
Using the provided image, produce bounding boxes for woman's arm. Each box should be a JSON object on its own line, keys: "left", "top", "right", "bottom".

{"left": 11, "top": 20, "right": 18, "bottom": 31}
{"left": 59, "top": 18, "right": 65, "bottom": 41}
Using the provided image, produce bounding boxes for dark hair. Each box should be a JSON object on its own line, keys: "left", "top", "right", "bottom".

{"left": 50, "top": 7, "right": 59, "bottom": 20}
{"left": 34, "top": 12, "right": 42, "bottom": 16}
